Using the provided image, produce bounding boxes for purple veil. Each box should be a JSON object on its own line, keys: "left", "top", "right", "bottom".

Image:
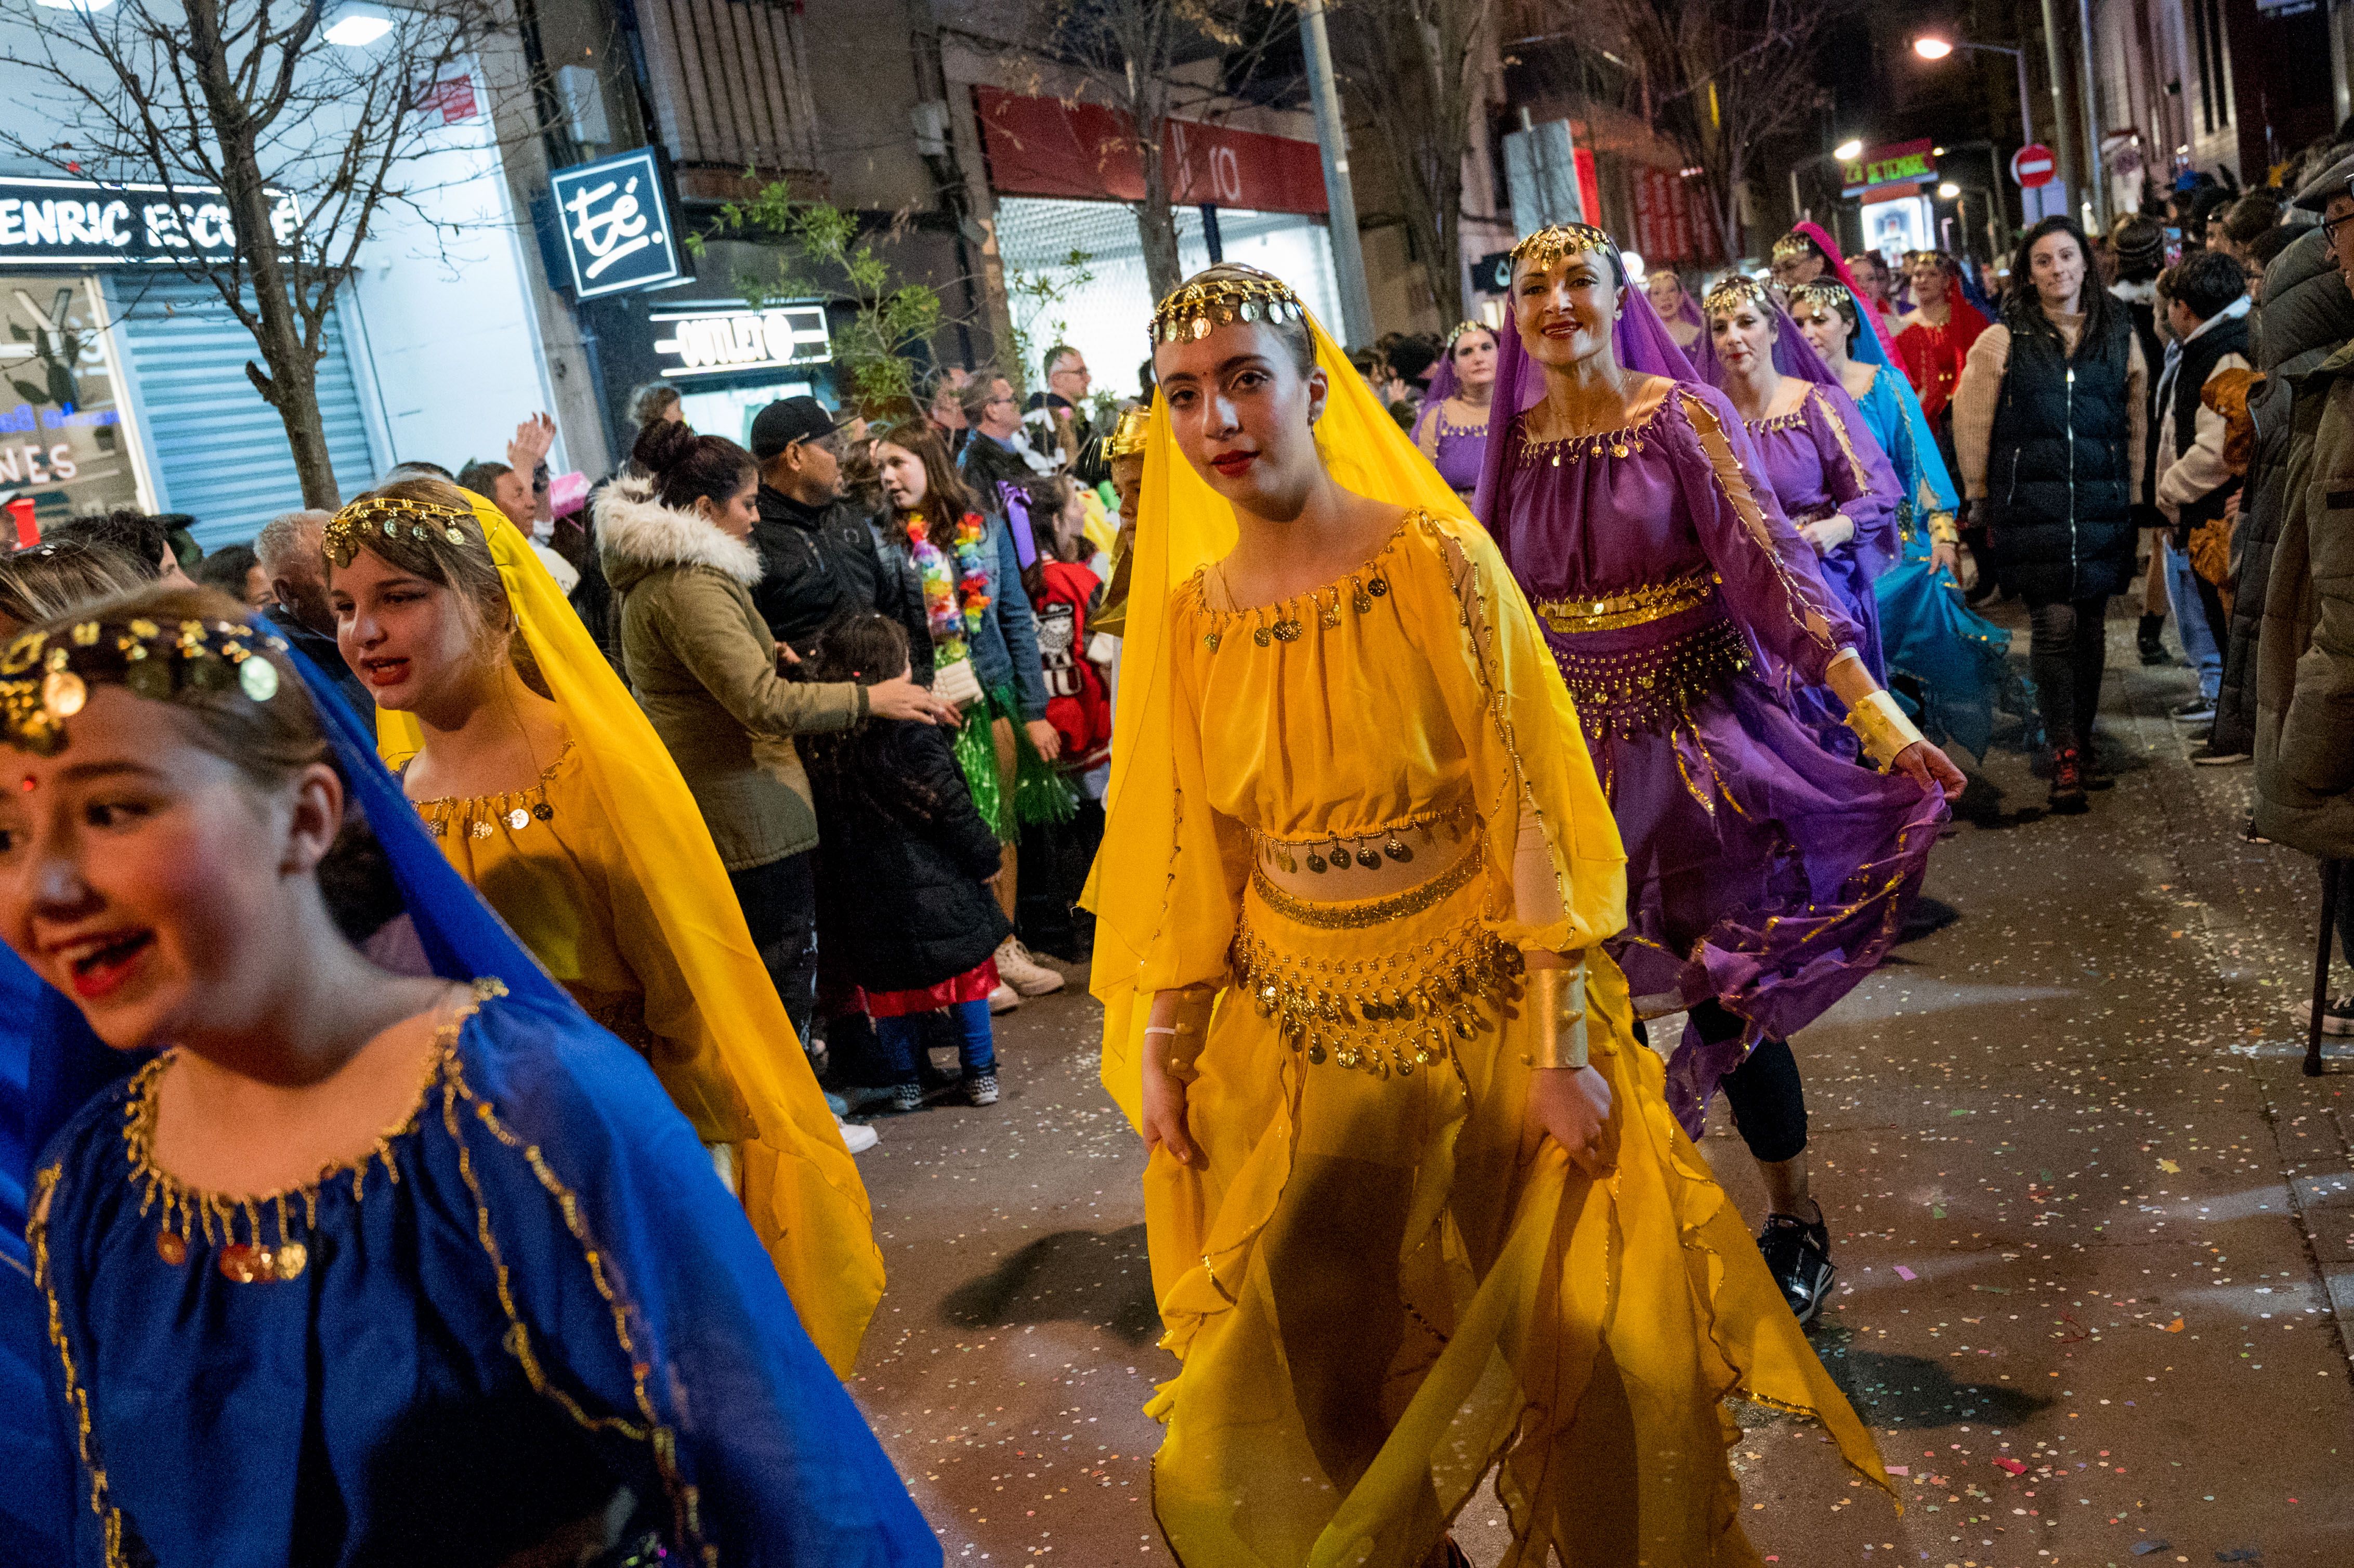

{"left": 1687, "top": 278, "right": 1847, "bottom": 395}
{"left": 1470, "top": 236, "right": 1696, "bottom": 532}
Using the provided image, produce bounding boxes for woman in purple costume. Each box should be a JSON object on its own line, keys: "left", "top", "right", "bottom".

{"left": 1694, "top": 275, "right": 1904, "bottom": 753}
{"left": 1475, "top": 224, "right": 1961, "bottom": 1324}
{"left": 1409, "top": 319, "right": 1498, "bottom": 498}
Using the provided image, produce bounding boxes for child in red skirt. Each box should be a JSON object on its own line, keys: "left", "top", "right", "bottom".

{"left": 803, "top": 612, "right": 1011, "bottom": 1108}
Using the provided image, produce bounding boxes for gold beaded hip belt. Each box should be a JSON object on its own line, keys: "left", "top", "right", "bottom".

{"left": 1535, "top": 569, "right": 1720, "bottom": 635}
{"left": 1246, "top": 837, "right": 1482, "bottom": 930}
{"left": 1551, "top": 614, "right": 1752, "bottom": 739}
{"left": 1230, "top": 911, "right": 1521, "bottom": 1078}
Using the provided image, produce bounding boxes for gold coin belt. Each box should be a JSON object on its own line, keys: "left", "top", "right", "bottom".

{"left": 1228, "top": 916, "right": 1522, "bottom": 1079}
{"left": 1548, "top": 614, "right": 1752, "bottom": 740}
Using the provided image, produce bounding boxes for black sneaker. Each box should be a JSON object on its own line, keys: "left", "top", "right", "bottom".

{"left": 2171, "top": 697, "right": 2217, "bottom": 725}
{"left": 2048, "top": 746, "right": 2090, "bottom": 814}
{"left": 965, "top": 1073, "right": 1000, "bottom": 1107}
{"left": 1757, "top": 1212, "right": 1837, "bottom": 1326}
{"left": 2137, "top": 613, "right": 2170, "bottom": 666}
{"left": 2076, "top": 739, "right": 2115, "bottom": 790}
{"left": 888, "top": 1081, "right": 924, "bottom": 1114}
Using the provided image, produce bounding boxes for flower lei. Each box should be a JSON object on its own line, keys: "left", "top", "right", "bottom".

{"left": 905, "top": 511, "right": 992, "bottom": 656}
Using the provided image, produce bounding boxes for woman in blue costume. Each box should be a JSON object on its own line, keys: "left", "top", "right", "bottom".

{"left": 0, "top": 584, "right": 938, "bottom": 1567}
{"left": 1787, "top": 277, "right": 2033, "bottom": 762}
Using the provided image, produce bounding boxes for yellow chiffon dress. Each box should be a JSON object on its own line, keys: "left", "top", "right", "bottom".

{"left": 1089, "top": 317, "right": 1889, "bottom": 1568}
{"left": 377, "top": 495, "right": 885, "bottom": 1377}
{"left": 413, "top": 739, "right": 751, "bottom": 1143}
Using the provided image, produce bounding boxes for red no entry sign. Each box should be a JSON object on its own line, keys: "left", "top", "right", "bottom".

{"left": 2011, "top": 143, "right": 2057, "bottom": 189}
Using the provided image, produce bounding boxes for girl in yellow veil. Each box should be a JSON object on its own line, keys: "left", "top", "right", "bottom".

{"left": 1086, "top": 265, "right": 1890, "bottom": 1565}
{"left": 321, "top": 478, "right": 883, "bottom": 1377}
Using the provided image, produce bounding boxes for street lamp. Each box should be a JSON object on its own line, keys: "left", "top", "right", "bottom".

{"left": 1938, "top": 181, "right": 1961, "bottom": 199}
{"left": 1833, "top": 138, "right": 1865, "bottom": 162}
{"left": 1911, "top": 34, "right": 2033, "bottom": 153}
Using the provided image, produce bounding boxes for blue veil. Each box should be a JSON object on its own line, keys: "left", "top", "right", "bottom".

{"left": 1834, "top": 283, "right": 1961, "bottom": 529}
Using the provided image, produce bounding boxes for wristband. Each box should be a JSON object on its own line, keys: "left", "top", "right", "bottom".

{"left": 1926, "top": 509, "right": 1960, "bottom": 547}
{"left": 1522, "top": 961, "right": 1589, "bottom": 1072}
{"left": 1154, "top": 988, "right": 1217, "bottom": 1074}
{"left": 1844, "top": 688, "right": 1926, "bottom": 772}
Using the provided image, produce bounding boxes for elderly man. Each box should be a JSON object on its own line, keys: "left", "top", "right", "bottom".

{"left": 1026, "top": 344, "right": 1108, "bottom": 484}
{"left": 254, "top": 507, "right": 371, "bottom": 716}
{"left": 958, "top": 370, "right": 1059, "bottom": 510}
{"left": 2254, "top": 150, "right": 2354, "bottom": 1036}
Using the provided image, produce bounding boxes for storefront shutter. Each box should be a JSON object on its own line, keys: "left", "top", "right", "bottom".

{"left": 104, "top": 275, "right": 378, "bottom": 547}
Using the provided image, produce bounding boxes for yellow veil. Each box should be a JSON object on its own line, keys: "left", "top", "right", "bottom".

{"left": 376, "top": 493, "right": 884, "bottom": 1377}
{"left": 1083, "top": 311, "right": 1472, "bottom": 1128}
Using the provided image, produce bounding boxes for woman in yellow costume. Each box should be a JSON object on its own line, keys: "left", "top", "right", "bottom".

{"left": 1088, "top": 264, "right": 1891, "bottom": 1565}
{"left": 321, "top": 478, "right": 883, "bottom": 1375}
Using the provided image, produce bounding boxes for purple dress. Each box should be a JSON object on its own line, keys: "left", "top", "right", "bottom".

{"left": 1413, "top": 399, "right": 1490, "bottom": 496}
{"left": 1745, "top": 382, "right": 1903, "bottom": 751}
{"left": 1494, "top": 379, "right": 1945, "bottom": 1131}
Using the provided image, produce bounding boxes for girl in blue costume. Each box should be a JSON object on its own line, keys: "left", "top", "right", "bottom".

{"left": 1787, "top": 277, "right": 2034, "bottom": 762}
{"left": 1, "top": 584, "right": 937, "bottom": 1568}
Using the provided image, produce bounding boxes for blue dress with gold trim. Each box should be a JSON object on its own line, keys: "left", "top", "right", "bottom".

{"left": 19, "top": 647, "right": 938, "bottom": 1568}
{"left": 1851, "top": 359, "right": 2030, "bottom": 759}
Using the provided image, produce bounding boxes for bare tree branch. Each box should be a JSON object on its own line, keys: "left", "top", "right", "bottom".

{"left": 0, "top": 0, "right": 531, "bottom": 507}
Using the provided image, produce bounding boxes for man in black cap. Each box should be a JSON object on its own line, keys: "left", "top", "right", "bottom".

{"left": 748, "top": 395, "right": 933, "bottom": 677}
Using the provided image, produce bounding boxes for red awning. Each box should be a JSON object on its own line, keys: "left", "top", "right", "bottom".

{"left": 974, "top": 86, "right": 1329, "bottom": 216}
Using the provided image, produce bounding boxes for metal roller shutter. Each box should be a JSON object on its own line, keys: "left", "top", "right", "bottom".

{"left": 104, "top": 275, "right": 377, "bottom": 547}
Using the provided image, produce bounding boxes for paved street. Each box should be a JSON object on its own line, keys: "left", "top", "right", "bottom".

{"left": 843, "top": 605, "right": 2354, "bottom": 1568}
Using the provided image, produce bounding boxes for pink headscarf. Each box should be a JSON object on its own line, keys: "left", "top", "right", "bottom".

{"left": 1790, "top": 221, "right": 1902, "bottom": 363}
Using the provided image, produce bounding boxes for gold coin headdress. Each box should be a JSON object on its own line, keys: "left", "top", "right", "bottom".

{"left": 1771, "top": 231, "right": 1820, "bottom": 264}
{"left": 1148, "top": 270, "right": 1307, "bottom": 347}
{"left": 323, "top": 495, "right": 479, "bottom": 569}
{"left": 1104, "top": 403, "right": 1152, "bottom": 458}
{"left": 1507, "top": 224, "right": 1615, "bottom": 272}
{"left": 1787, "top": 279, "right": 1856, "bottom": 315}
{"left": 1444, "top": 319, "right": 1493, "bottom": 349}
{"left": 1703, "top": 273, "right": 1772, "bottom": 314}
{"left": 1, "top": 613, "right": 289, "bottom": 757}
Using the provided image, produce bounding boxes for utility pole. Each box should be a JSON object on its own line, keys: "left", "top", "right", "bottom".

{"left": 2036, "top": 0, "right": 2082, "bottom": 223}
{"left": 1298, "top": 0, "right": 1376, "bottom": 349}
{"left": 2075, "top": 0, "right": 2106, "bottom": 228}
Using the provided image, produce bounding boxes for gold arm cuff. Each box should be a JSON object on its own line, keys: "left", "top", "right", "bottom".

{"left": 1926, "top": 510, "right": 1960, "bottom": 546}
{"left": 1845, "top": 688, "right": 1926, "bottom": 772}
{"left": 1522, "top": 961, "right": 1590, "bottom": 1072}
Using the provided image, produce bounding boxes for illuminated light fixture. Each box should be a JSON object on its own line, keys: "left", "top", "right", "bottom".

{"left": 325, "top": 9, "right": 394, "bottom": 45}
{"left": 1933, "top": 146, "right": 1947, "bottom": 155}
{"left": 1913, "top": 36, "right": 1955, "bottom": 60}
{"left": 1938, "top": 181, "right": 1962, "bottom": 199}
{"left": 1833, "top": 138, "right": 1865, "bottom": 161}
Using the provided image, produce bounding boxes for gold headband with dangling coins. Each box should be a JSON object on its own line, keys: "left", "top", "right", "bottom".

{"left": 0, "top": 613, "right": 288, "bottom": 756}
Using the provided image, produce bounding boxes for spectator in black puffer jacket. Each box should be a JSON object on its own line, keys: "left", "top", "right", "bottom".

{"left": 801, "top": 611, "right": 1012, "bottom": 1114}
{"left": 1954, "top": 216, "right": 2151, "bottom": 812}
{"left": 2214, "top": 164, "right": 2354, "bottom": 764}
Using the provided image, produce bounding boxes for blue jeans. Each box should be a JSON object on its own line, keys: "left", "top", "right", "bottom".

{"left": 2162, "top": 538, "right": 2222, "bottom": 701}
{"left": 875, "top": 998, "right": 997, "bottom": 1085}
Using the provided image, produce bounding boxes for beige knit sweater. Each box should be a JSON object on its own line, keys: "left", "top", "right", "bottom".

{"left": 1950, "top": 307, "right": 2149, "bottom": 502}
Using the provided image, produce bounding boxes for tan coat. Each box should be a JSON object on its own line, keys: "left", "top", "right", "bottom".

{"left": 597, "top": 475, "right": 867, "bottom": 870}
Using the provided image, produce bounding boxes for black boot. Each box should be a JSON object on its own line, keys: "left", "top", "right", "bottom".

{"left": 2048, "top": 745, "right": 2090, "bottom": 814}
{"left": 2137, "top": 613, "right": 2169, "bottom": 666}
{"left": 1757, "top": 1212, "right": 1837, "bottom": 1326}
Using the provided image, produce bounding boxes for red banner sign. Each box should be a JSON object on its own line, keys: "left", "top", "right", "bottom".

{"left": 975, "top": 87, "right": 1329, "bottom": 216}
{"left": 1630, "top": 166, "right": 1700, "bottom": 264}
